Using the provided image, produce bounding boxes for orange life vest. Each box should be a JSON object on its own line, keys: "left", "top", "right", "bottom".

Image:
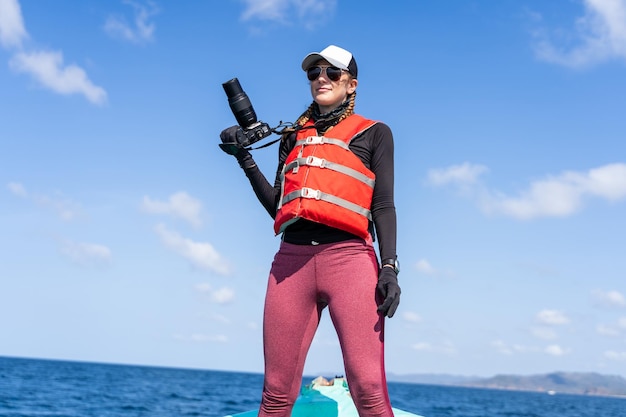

{"left": 274, "top": 114, "right": 377, "bottom": 239}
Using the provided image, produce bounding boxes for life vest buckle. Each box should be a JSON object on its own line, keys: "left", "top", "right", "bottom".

{"left": 300, "top": 187, "right": 321, "bottom": 200}
{"left": 305, "top": 136, "right": 324, "bottom": 145}
{"left": 306, "top": 156, "right": 326, "bottom": 168}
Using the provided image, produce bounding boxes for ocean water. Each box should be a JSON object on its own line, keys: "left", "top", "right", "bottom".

{"left": 0, "top": 356, "right": 623, "bottom": 417}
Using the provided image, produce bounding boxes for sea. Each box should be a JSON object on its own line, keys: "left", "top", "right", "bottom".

{"left": 0, "top": 356, "right": 623, "bottom": 417}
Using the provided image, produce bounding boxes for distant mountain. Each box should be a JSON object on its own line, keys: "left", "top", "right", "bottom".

{"left": 464, "top": 372, "right": 626, "bottom": 396}
{"left": 386, "top": 371, "right": 626, "bottom": 397}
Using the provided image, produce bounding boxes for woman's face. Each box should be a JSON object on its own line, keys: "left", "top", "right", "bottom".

{"left": 308, "top": 59, "right": 357, "bottom": 113}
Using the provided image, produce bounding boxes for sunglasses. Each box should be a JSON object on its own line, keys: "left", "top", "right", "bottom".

{"left": 306, "top": 66, "right": 347, "bottom": 82}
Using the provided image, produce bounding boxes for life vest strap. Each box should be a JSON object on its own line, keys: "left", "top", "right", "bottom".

{"left": 283, "top": 157, "right": 376, "bottom": 188}
{"left": 295, "top": 136, "right": 351, "bottom": 150}
{"left": 282, "top": 187, "right": 373, "bottom": 221}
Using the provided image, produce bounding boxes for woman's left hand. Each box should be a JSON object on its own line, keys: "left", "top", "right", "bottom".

{"left": 376, "top": 268, "right": 401, "bottom": 318}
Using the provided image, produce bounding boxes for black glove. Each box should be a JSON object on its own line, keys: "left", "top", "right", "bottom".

{"left": 219, "top": 125, "right": 257, "bottom": 170}
{"left": 219, "top": 125, "right": 245, "bottom": 156}
{"left": 377, "top": 267, "right": 401, "bottom": 318}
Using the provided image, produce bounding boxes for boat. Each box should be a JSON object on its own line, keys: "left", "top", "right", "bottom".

{"left": 225, "top": 376, "right": 423, "bottom": 417}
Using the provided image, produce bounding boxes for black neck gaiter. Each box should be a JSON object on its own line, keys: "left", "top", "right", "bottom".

{"left": 312, "top": 97, "right": 351, "bottom": 134}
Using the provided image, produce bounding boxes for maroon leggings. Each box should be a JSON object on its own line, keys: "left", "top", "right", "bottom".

{"left": 259, "top": 238, "right": 393, "bottom": 417}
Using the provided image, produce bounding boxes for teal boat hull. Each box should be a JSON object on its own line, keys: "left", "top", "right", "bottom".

{"left": 225, "top": 378, "right": 423, "bottom": 417}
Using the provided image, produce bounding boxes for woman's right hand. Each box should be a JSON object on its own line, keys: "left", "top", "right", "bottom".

{"left": 219, "top": 126, "right": 245, "bottom": 155}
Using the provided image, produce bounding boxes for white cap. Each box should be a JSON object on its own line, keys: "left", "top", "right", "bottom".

{"left": 301, "top": 45, "right": 358, "bottom": 78}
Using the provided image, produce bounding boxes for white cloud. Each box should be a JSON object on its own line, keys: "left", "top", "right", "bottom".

{"left": 8, "top": 182, "right": 82, "bottom": 220}
{"left": 426, "top": 162, "right": 488, "bottom": 187}
{"left": 402, "top": 311, "right": 422, "bottom": 324}
{"left": 104, "top": 0, "right": 158, "bottom": 44}
{"left": 484, "top": 163, "right": 626, "bottom": 219}
{"left": 415, "top": 259, "right": 435, "bottom": 275}
{"left": 411, "top": 342, "right": 432, "bottom": 352}
{"left": 240, "top": 0, "right": 287, "bottom": 22}
{"left": 414, "top": 258, "right": 454, "bottom": 278}
{"left": 592, "top": 289, "right": 626, "bottom": 308}
{"left": 142, "top": 192, "right": 203, "bottom": 228}
{"left": 208, "top": 313, "right": 232, "bottom": 324}
{"left": 195, "top": 283, "right": 235, "bottom": 304}
{"left": 154, "top": 223, "right": 230, "bottom": 275}
{"left": 596, "top": 324, "right": 621, "bottom": 337}
{"left": 7, "top": 181, "right": 27, "bottom": 197}
{"left": 492, "top": 340, "right": 514, "bottom": 355}
{"left": 9, "top": 50, "right": 107, "bottom": 105}
{"left": 492, "top": 340, "right": 543, "bottom": 355}
{"left": 36, "top": 193, "right": 82, "bottom": 221}
{"left": 514, "top": 344, "right": 542, "bottom": 354}
{"left": 430, "top": 162, "right": 626, "bottom": 220}
{"left": 492, "top": 339, "right": 572, "bottom": 357}
{"left": 545, "top": 344, "right": 570, "bottom": 356}
{"left": 536, "top": 309, "right": 570, "bottom": 325}
{"left": 239, "top": 0, "right": 337, "bottom": 28}
{"left": 0, "top": 0, "right": 28, "bottom": 49}
{"left": 60, "top": 239, "right": 112, "bottom": 267}
{"left": 596, "top": 317, "right": 626, "bottom": 336}
{"left": 211, "top": 287, "right": 235, "bottom": 304}
{"left": 533, "top": 0, "right": 626, "bottom": 68}
{"left": 530, "top": 326, "right": 558, "bottom": 340}
{"left": 604, "top": 350, "right": 626, "bottom": 361}
{"left": 411, "top": 341, "right": 456, "bottom": 355}
{"left": 1, "top": 1, "right": 107, "bottom": 104}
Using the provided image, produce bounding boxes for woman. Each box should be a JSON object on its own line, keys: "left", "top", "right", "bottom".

{"left": 220, "top": 45, "right": 401, "bottom": 417}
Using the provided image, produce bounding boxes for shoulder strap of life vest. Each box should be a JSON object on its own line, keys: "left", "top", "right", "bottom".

{"left": 295, "top": 114, "right": 377, "bottom": 146}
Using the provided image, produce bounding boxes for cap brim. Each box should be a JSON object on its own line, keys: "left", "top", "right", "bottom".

{"left": 301, "top": 53, "right": 349, "bottom": 71}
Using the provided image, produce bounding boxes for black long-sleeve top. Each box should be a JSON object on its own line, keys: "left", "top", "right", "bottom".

{"left": 236, "top": 121, "right": 397, "bottom": 261}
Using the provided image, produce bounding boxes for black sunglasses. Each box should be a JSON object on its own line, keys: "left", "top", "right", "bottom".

{"left": 306, "top": 66, "right": 347, "bottom": 82}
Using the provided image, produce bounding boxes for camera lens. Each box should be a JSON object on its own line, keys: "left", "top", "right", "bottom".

{"left": 222, "top": 78, "right": 257, "bottom": 129}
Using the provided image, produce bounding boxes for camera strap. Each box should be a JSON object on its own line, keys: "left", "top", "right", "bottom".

{"left": 246, "top": 122, "right": 316, "bottom": 151}
{"left": 247, "top": 137, "right": 282, "bottom": 150}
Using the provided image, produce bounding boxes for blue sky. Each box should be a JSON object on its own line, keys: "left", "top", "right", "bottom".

{"left": 1, "top": 0, "right": 626, "bottom": 379}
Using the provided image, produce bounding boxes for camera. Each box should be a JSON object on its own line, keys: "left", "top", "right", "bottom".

{"left": 222, "top": 78, "right": 271, "bottom": 148}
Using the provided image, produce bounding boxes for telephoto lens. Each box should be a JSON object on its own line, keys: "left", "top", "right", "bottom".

{"left": 222, "top": 78, "right": 257, "bottom": 129}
